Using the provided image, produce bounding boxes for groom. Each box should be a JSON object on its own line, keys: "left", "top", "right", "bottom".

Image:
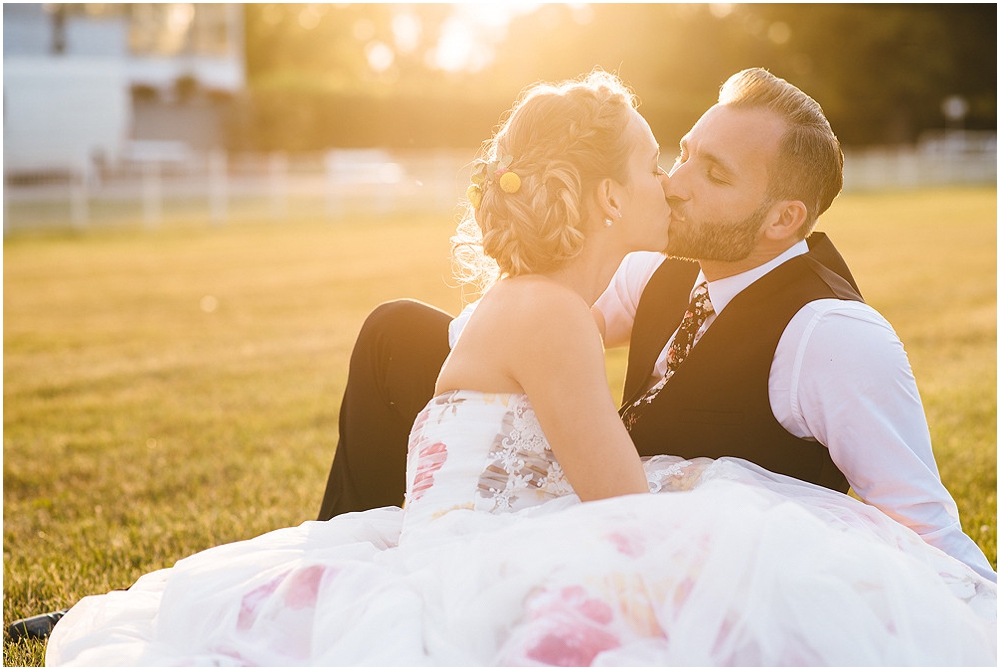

{"left": 319, "top": 68, "right": 996, "bottom": 582}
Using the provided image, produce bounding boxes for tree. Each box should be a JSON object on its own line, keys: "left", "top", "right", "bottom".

{"left": 234, "top": 4, "right": 997, "bottom": 151}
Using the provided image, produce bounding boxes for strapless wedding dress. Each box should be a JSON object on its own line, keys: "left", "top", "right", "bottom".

{"left": 47, "top": 391, "right": 996, "bottom": 666}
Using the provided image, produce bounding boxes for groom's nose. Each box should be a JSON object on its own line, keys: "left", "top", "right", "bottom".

{"left": 662, "top": 170, "right": 690, "bottom": 204}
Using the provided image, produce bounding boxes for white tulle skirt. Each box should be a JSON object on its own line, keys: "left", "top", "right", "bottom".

{"left": 46, "top": 457, "right": 996, "bottom": 666}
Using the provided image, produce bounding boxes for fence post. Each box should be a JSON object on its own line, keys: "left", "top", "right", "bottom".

{"left": 142, "top": 160, "right": 161, "bottom": 229}
{"left": 375, "top": 157, "right": 401, "bottom": 215}
{"left": 209, "top": 149, "right": 228, "bottom": 226}
{"left": 896, "top": 147, "right": 919, "bottom": 189}
{"left": 269, "top": 151, "right": 288, "bottom": 222}
{"left": 324, "top": 150, "right": 343, "bottom": 222}
{"left": 70, "top": 163, "right": 89, "bottom": 229}
{"left": 2, "top": 174, "right": 8, "bottom": 236}
{"left": 436, "top": 151, "right": 457, "bottom": 210}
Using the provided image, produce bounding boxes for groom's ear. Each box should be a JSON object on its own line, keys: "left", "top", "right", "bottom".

{"left": 763, "top": 200, "right": 808, "bottom": 241}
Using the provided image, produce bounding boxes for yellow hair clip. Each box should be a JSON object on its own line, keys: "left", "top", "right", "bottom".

{"left": 469, "top": 154, "right": 520, "bottom": 207}
{"left": 499, "top": 171, "right": 521, "bottom": 194}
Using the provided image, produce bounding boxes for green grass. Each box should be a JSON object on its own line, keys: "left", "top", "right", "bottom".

{"left": 4, "top": 187, "right": 996, "bottom": 666}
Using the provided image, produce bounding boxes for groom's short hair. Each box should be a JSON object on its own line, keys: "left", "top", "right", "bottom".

{"left": 719, "top": 68, "right": 843, "bottom": 238}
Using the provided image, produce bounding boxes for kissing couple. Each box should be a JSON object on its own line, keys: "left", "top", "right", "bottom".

{"left": 47, "top": 69, "right": 995, "bottom": 666}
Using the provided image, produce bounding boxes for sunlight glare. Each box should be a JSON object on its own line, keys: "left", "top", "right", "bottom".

{"left": 426, "top": 3, "right": 541, "bottom": 73}
{"left": 365, "top": 40, "right": 395, "bottom": 73}
{"left": 429, "top": 16, "right": 476, "bottom": 73}
{"left": 459, "top": 3, "right": 514, "bottom": 30}
{"left": 708, "top": 4, "right": 734, "bottom": 19}
{"left": 767, "top": 21, "right": 791, "bottom": 45}
{"left": 298, "top": 6, "right": 323, "bottom": 31}
{"left": 152, "top": 4, "right": 195, "bottom": 55}
{"left": 167, "top": 3, "right": 195, "bottom": 34}
{"left": 567, "top": 3, "right": 595, "bottom": 24}
{"left": 392, "top": 12, "right": 422, "bottom": 54}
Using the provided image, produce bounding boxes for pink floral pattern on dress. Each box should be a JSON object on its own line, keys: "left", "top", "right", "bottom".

{"left": 517, "top": 585, "right": 621, "bottom": 666}
{"left": 283, "top": 564, "right": 327, "bottom": 609}
{"left": 237, "top": 564, "right": 334, "bottom": 631}
{"left": 405, "top": 393, "right": 461, "bottom": 508}
{"left": 607, "top": 529, "right": 647, "bottom": 558}
{"left": 237, "top": 572, "right": 284, "bottom": 631}
{"left": 410, "top": 441, "right": 448, "bottom": 502}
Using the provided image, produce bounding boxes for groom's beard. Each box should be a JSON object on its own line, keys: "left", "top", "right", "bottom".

{"left": 664, "top": 199, "right": 771, "bottom": 262}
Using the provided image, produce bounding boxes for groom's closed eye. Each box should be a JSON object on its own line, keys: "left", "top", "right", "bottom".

{"left": 707, "top": 169, "right": 730, "bottom": 185}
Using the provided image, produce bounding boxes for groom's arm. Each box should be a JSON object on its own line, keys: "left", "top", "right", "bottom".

{"left": 592, "top": 252, "right": 665, "bottom": 347}
{"left": 773, "top": 299, "right": 997, "bottom": 582}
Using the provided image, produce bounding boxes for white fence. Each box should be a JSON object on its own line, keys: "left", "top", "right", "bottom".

{"left": 843, "top": 131, "right": 996, "bottom": 192}
{"left": 3, "top": 148, "right": 474, "bottom": 234}
{"left": 3, "top": 133, "right": 996, "bottom": 234}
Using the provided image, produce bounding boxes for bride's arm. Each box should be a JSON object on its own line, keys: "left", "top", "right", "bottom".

{"left": 508, "top": 287, "right": 649, "bottom": 502}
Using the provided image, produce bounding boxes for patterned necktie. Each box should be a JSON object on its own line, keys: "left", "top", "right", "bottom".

{"left": 621, "top": 283, "right": 715, "bottom": 430}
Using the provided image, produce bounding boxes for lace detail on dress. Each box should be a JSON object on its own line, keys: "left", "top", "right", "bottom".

{"left": 477, "top": 396, "right": 574, "bottom": 512}
{"left": 644, "top": 455, "right": 713, "bottom": 493}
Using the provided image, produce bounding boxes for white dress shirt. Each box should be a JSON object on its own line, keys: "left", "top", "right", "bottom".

{"left": 593, "top": 241, "right": 996, "bottom": 582}
{"left": 449, "top": 243, "right": 996, "bottom": 582}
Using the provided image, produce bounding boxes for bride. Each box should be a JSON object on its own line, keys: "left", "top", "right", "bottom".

{"left": 47, "top": 72, "right": 995, "bottom": 666}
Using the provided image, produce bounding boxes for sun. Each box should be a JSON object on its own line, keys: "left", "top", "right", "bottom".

{"left": 425, "top": 2, "right": 542, "bottom": 73}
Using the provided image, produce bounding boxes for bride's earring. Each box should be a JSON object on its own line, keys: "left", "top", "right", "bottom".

{"left": 604, "top": 218, "right": 613, "bottom": 227}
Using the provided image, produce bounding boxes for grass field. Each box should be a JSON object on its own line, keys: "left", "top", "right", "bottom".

{"left": 4, "top": 186, "right": 996, "bottom": 666}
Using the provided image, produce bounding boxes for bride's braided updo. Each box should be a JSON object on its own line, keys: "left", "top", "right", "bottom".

{"left": 453, "top": 71, "right": 638, "bottom": 292}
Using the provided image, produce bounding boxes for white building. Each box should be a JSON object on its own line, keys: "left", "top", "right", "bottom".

{"left": 3, "top": 4, "right": 245, "bottom": 178}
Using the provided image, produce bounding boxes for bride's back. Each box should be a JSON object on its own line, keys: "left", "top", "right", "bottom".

{"left": 435, "top": 275, "right": 597, "bottom": 397}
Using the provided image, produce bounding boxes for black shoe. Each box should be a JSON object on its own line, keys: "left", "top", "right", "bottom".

{"left": 6, "top": 609, "right": 69, "bottom": 642}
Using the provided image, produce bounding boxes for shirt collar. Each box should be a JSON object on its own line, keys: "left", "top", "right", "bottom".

{"left": 693, "top": 240, "right": 810, "bottom": 314}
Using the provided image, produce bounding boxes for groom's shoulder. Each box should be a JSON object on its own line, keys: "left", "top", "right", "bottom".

{"left": 785, "top": 298, "right": 916, "bottom": 393}
{"left": 792, "top": 297, "right": 901, "bottom": 346}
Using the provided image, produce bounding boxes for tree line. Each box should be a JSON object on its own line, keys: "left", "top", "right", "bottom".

{"left": 225, "top": 3, "right": 996, "bottom": 151}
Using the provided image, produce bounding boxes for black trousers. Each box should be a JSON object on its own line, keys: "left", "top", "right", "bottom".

{"left": 318, "top": 299, "right": 453, "bottom": 520}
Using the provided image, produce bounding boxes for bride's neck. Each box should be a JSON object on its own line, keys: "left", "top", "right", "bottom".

{"left": 541, "top": 244, "right": 625, "bottom": 307}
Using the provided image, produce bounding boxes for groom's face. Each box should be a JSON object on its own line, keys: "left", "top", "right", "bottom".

{"left": 663, "top": 104, "right": 785, "bottom": 262}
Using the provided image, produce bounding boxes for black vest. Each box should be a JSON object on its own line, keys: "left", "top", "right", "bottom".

{"left": 621, "top": 233, "right": 863, "bottom": 492}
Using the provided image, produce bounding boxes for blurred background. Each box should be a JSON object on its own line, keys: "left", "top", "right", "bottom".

{"left": 3, "top": 2, "right": 996, "bottom": 233}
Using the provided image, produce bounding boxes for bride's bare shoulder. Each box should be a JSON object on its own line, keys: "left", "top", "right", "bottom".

{"left": 438, "top": 276, "right": 597, "bottom": 395}
{"left": 458, "top": 278, "right": 599, "bottom": 365}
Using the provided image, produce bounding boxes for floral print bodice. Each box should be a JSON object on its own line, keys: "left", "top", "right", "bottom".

{"left": 402, "top": 390, "right": 576, "bottom": 529}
